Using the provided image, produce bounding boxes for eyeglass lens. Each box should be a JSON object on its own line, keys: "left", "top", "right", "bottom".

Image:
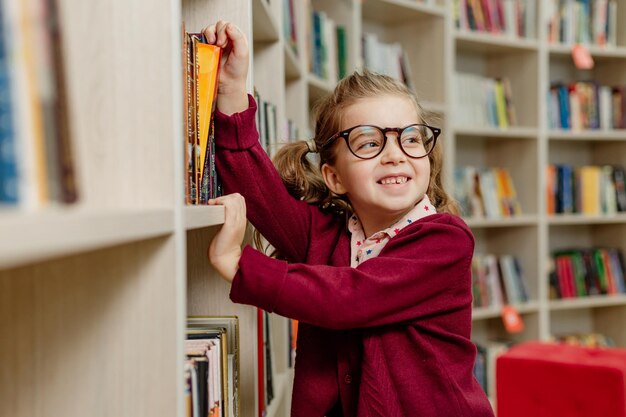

{"left": 347, "top": 125, "right": 435, "bottom": 159}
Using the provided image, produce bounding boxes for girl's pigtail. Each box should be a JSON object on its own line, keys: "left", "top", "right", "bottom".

{"left": 272, "top": 141, "right": 327, "bottom": 204}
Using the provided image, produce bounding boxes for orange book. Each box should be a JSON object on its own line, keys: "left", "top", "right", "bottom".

{"left": 195, "top": 41, "right": 222, "bottom": 203}
{"left": 546, "top": 164, "right": 556, "bottom": 215}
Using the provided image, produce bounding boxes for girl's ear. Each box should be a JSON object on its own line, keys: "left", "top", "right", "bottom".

{"left": 321, "top": 163, "right": 347, "bottom": 195}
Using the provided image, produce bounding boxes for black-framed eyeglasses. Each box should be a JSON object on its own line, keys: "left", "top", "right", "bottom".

{"left": 320, "top": 124, "right": 440, "bottom": 160}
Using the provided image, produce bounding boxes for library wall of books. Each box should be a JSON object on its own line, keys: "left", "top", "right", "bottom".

{"left": 2, "top": 0, "right": 626, "bottom": 416}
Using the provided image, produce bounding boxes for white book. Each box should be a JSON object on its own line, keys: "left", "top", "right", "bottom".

{"left": 523, "top": 0, "right": 536, "bottom": 38}
{"left": 601, "top": 165, "right": 617, "bottom": 215}
{"left": 607, "top": 0, "right": 617, "bottom": 47}
{"left": 4, "top": 0, "right": 42, "bottom": 209}
{"left": 499, "top": 254, "right": 520, "bottom": 303}
{"left": 484, "top": 254, "right": 504, "bottom": 307}
{"left": 323, "top": 16, "right": 338, "bottom": 84}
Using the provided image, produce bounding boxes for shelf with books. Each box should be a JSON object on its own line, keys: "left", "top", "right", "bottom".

{"left": 453, "top": 0, "right": 538, "bottom": 41}
{"left": 361, "top": 1, "right": 446, "bottom": 105}
{"left": 545, "top": 0, "right": 626, "bottom": 49}
{"left": 472, "top": 226, "right": 540, "bottom": 298}
{"left": 454, "top": 49, "right": 538, "bottom": 129}
{"left": 0, "top": 208, "right": 174, "bottom": 270}
{"left": 455, "top": 136, "right": 537, "bottom": 217}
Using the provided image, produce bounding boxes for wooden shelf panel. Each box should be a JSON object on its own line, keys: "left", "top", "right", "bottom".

{"left": 548, "top": 213, "right": 626, "bottom": 225}
{"left": 548, "top": 129, "right": 626, "bottom": 141}
{"left": 184, "top": 205, "right": 225, "bottom": 230}
{"left": 252, "top": 0, "right": 280, "bottom": 42}
{"left": 422, "top": 100, "right": 447, "bottom": 114}
{"left": 473, "top": 301, "right": 539, "bottom": 321}
{"left": 454, "top": 126, "right": 539, "bottom": 139}
{"left": 455, "top": 31, "right": 539, "bottom": 54}
{"left": 265, "top": 368, "right": 295, "bottom": 417}
{"left": 0, "top": 208, "right": 174, "bottom": 270}
{"left": 361, "top": 0, "right": 445, "bottom": 24}
{"left": 465, "top": 215, "right": 538, "bottom": 229}
{"left": 284, "top": 44, "right": 301, "bottom": 81}
{"left": 548, "top": 44, "right": 626, "bottom": 61}
{"left": 307, "top": 73, "right": 334, "bottom": 104}
{"left": 549, "top": 294, "right": 626, "bottom": 311}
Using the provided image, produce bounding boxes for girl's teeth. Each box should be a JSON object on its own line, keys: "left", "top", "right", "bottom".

{"left": 382, "top": 177, "right": 406, "bottom": 184}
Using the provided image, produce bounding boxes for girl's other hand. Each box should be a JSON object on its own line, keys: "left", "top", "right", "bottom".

{"left": 202, "top": 20, "right": 249, "bottom": 115}
{"left": 207, "top": 193, "right": 247, "bottom": 282}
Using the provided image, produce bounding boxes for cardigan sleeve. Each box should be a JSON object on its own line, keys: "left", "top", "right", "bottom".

{"left": 230, "top": 215, "right": 475, "bottom": 330}
{"left": 214, "top": 94, "right": 317, "bottom": 262}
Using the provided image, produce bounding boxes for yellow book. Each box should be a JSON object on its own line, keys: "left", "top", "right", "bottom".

{"left": 578, "top": 166, "right": 601, "bottom": 215}
{"left": 494, "top": 79, "right": 508, "bottom": 128}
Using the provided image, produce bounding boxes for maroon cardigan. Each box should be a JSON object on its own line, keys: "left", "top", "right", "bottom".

{"left": 214, "top": 96, "right": 494, "bottom": 417}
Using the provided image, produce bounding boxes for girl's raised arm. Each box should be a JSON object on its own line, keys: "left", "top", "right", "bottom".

{"left": 207, "top": 21, "right": 322, "bottom": 262}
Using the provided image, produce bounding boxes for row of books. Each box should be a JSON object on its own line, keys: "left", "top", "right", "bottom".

{"left": 253, "top": 90, "right": 302, "bottom": 156}
{"left": 454, "top": 73, "right": 517, "bottom": 129}
{"left": 185, "top": 317, "right": 240, "bottom": 417}
{"left": 182, "top": 27, "right": 222, "bottom": 205}
{"left": 547, "top": 0, "right": 618, "bottom": 47}
{"left": 0, "top": 0, "right": 77, "bottom": 207}
{"left": 548, "top": 82, "right": 626, "bottom": 130}
{"left": 472, "top": 253, "right": 530, "bottom": 308}
{"left": 253, "top": 90, "right": 279, "bottom": 156}
{"left": 307, "top": 8, "right": 347, "bottom": 84}
{"left": 362, "top": 33, "right": 414, "bottom": 91}
{"left": 454, "top": 166, "right": 522, "bottom": 219}
{"left": 454, "top": 0, "right": 537, "bottom": 39}
{"left": 545, "top": 164, "right": 626, "bottom": 215}
{"left": 550, "top": 247, "right": 626, "bottom": 299}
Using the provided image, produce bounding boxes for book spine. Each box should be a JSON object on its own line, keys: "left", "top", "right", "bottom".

{"left": 0, "top": 1, "right": 18, "bottom": 204}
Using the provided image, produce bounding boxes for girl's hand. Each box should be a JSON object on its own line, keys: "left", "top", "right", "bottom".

{"left": 207, "top": 193, "right": 247, "bottom": 282}
{"left": 202, "top": 20, "right": 249, "bottom": 115}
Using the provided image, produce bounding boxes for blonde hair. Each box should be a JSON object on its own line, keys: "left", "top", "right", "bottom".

{"left": 273, "top": 70, "right": 458, "bottom": 216}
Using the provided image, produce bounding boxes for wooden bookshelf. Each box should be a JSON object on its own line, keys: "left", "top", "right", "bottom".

{"left": 3, "top": 0, "right": 626, "bottom": 416}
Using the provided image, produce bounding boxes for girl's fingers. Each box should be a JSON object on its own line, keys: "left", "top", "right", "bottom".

{"left": 215, "top": 20, "right": 229, "bottom": 47}
{"left": 224, "top": 23, "right": 248, "bottom": 58}
{"left": 202, "top": 24, "right": 217, "bottom": 44}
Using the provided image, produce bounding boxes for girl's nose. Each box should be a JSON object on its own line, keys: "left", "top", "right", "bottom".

{"left": 380, "top": 134, "right": 407, "bottom": 164}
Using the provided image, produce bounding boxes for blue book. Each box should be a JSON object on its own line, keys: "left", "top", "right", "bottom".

{"left": 0, "top": 4, "right": 18, "bottom": 205}
{"left": 557, "top": 84, "right": 571, "bottom": 129}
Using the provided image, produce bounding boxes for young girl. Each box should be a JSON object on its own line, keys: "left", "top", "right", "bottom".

{"left": 204, "top": 20, "right": 494, "bottom": 417}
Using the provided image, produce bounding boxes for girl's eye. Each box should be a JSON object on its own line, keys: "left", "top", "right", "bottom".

{"left": 402, "top": 135, "right": 424, "bottom": 147}
{"left": 402, "top": 136, "right": 421, "bottom": 144}
{"left": 358, "top": 140, "right": 380, "bottom": 150}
